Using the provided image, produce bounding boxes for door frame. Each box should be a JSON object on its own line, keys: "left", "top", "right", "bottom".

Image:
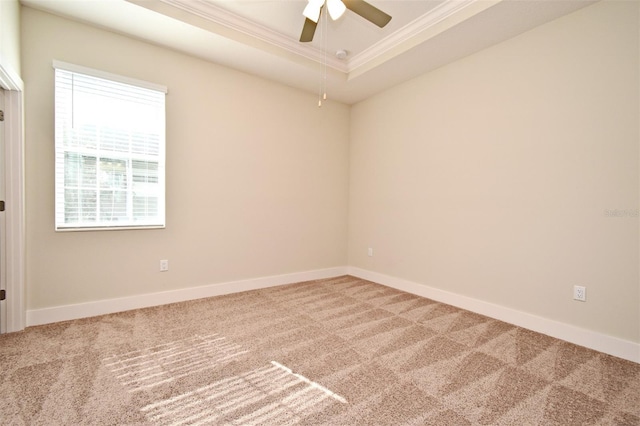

{"left": 0, "top": 63, "right": 25, "bottom": 333}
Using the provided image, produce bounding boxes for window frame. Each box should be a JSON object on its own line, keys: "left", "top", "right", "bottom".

{"left": 53, "top": 60, "right": 168, "bottom": 232}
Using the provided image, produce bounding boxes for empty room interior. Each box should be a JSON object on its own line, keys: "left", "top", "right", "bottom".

{"left": 0, "top": 0, "right": 638, "bottom": 424}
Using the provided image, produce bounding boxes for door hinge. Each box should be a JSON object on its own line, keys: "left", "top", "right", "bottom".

{"left": 0, "top": 200, "right": 4, "bottom": 212}
{"left": 0, "top": 290, "right": 5, "bottom": 301}
{"left": 0, "top": 110, "right": 4, "bottom": 121}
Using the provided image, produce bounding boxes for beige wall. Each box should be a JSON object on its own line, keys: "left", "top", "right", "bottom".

{"left": 0, "top": 0, "right": 20, "bottom": 79}
{"left": 349, "top": 0, "right": 639, "bottom": 342}
{"left": 20, "top": 1, "right": 640, "bottom": 345}
{"left": 22, "top": 8, "right": 349, "bottom": 309}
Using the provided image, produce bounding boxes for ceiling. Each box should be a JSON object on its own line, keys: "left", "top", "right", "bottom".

{"left": 21, "top": 0, "right": 597, "bottom": 104}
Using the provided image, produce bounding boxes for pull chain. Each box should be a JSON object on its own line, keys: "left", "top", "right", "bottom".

{"left": 318, "top": 5, "right": 328, "bottom": 107}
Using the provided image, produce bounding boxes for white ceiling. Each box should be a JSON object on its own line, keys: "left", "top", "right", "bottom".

{"left": 22, "top": 0, "right": 597, "bottom": 104}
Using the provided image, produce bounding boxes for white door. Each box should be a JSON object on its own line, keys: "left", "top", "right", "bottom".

{"left": 0, "top": 88, "right": 6, "bottom": 334}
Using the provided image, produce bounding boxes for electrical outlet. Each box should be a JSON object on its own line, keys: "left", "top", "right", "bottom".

{"left": 368, "top": 247, "right": 373, "bottom": 257}
{"left": 160, "top": 259, "right": 169, "bottom": 272}
{"left": 573, "top": 285, "right": 586, "bottom": 302}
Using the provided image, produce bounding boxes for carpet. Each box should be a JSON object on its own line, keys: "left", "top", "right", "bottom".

{"left": 1, "top": 275, "right": 638, "bottom": 425}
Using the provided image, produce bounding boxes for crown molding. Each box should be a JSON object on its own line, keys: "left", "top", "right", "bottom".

{"left": 159, "top": 0, "right": 492, "bottom": 78}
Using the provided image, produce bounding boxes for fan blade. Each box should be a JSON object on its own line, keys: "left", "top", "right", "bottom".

{"left": 300, "top": 17, "right": 318, "bottom": 42}
{"left": 343, "top": 0, "right": 391, "bottom": 27}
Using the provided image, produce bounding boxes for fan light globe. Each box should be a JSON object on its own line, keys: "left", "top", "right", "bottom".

{"left": 303, "top": 0, "right": 324, "bottom": 23}
{"left": 303, "top": 0, "right": 346, "bottom": 23}
{"left": 327, "top": 0, "right": 346, "bottom": 20}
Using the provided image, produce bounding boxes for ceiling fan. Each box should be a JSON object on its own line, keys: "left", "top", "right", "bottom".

{"left": 300, "top": 0, "right": 392, "bottom": 43}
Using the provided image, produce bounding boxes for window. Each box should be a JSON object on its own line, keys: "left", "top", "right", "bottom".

{"left": 54, "top": 61, "right": 167, "bottom": 231}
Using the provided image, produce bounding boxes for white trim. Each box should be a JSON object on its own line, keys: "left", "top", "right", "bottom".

{"left": 26, "top": 267, "right": 348, "bottom": 326}
{"left": 55, "top": 225, "right": 166, "bottom": 232}
{"left": 0, "top": 54, "right": 23, "bottom": 91}
{"left": 348, "top": 267, "right": 640, "bottom": 364}
{"left": 24, "top": 264, "right": 639, "bottom": 363}
{"left": 52, "top": 60, "right": 168, "bottom": 94}
{"left": 0, "top": 58, "right": 25, "bottom": 334}
{"left": 0, "top": 89, "right": 4, "bottom": 334}
{"left": 160, "top": 0, "right": 492, "bottom": 76}
{"left": 3, "top": 89, "right": 25, "bottom": 333}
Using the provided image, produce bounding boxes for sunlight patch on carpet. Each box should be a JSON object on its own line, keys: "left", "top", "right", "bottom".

{"left": 140, "top": 361, "right": 347, "bottom": 425}
{"left": 103, "top": 334, "right": 248, "bottom": 390}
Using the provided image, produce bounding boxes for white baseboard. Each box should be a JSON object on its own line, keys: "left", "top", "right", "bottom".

{"left": 26, "top": 267, "right": 348, "bottom": 327}
{"left": 348, "top": 267, "right": 640, "bottom": 364}
{"left": 25, "top": 265, "right": 639, "bottom": 363}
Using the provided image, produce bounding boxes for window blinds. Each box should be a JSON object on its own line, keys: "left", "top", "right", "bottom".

{"left": 54, "top": 61, "right": 167, "bottom": 230}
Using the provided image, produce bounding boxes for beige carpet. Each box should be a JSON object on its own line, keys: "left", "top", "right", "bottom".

{"left": 1, "top": 275, "right": 638, "bottom": 425}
